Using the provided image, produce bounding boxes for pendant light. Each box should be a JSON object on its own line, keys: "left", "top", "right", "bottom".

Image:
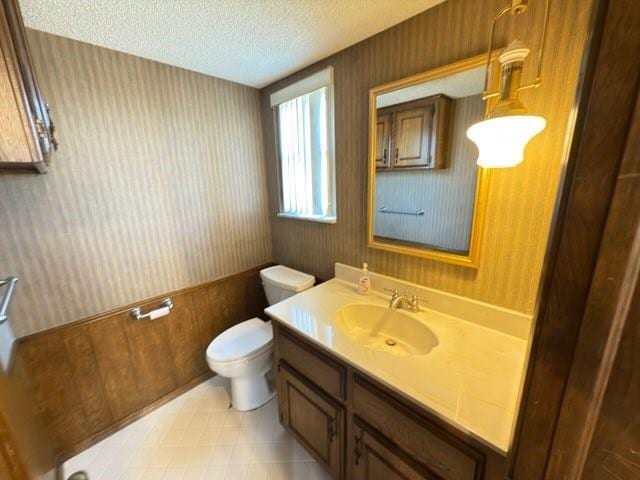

{"left": 467, "top": 0, "right": 550, "bottom": 168}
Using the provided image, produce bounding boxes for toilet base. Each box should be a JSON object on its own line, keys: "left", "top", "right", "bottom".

{"left": 230, "top": 366, "right": 276, "bottom": 411}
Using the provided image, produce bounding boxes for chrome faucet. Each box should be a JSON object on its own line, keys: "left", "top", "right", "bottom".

{"left": 385, "top": 288, "right": 425, "bottom": 312}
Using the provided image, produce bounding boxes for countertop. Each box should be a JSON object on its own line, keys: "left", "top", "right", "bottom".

{"left": 265, "top": 277, "right": 529, "bottom": 454}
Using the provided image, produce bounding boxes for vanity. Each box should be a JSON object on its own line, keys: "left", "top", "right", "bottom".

{"left": 266, "top": 264, "right": 530, "bottom": 480}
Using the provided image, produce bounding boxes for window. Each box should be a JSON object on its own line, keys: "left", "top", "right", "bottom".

{"left": 271, "top": 67, "right": 336, "bottom": 223}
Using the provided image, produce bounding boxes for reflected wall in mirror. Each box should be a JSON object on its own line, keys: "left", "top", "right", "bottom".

{"left": 368, "top": 54, "right": 497, "bottom": 267}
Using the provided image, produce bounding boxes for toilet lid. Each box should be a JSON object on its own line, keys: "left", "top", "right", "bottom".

{"left": 260, "top": 265, "right": 315, "bottom": 292}
{"left": 206, "top": 318, "right": 273, "bottom": 364}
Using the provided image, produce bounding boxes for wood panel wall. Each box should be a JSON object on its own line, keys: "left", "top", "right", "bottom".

{"left": 0, "top": 364, "right": 56, "bottom": 480}
{"left": 260, "top": 0, "right": 595, "bottom": 315}
{"left": 544, "top": 27, "right": 640, "bottom": 478}
{"left": 508, "top": 0, "right": 640, "bottom": 477}
{"left": 12, "top": 264, "right": 270, "bottom": 460}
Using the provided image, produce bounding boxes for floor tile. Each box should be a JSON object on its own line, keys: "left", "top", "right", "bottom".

{"left": 63, "top": 378, "right": 322, "bottom": 480}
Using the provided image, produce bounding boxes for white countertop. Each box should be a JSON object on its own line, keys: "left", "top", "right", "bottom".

{"left": 265, "top": 277, "right": 529, "bottom": 454}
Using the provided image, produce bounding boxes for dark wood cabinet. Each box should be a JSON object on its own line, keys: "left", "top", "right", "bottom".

{"left": 273, "top": 322, "right": 506, "bottom": 480}
{"left": 376, "top": 95, "right": 450, "bottom": 171}
{"left": 352, "top": 375, "right": 485, "bottom": 480}
{"left": 277, "top": 327, "right": 346, "bottom": 400}
{"left": 0, "top": 0, "right": 57, "bottom": 173}
{"left": 277, "top": 362, "right": 344, "bottom": 479}
{"left": 352, "top": 417, "right": 436, "bottom": 480}
{"left": 375, "top": 113, "right": 391, "bottom": 168}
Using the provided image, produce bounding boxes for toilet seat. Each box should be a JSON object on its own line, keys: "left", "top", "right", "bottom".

{"left": 206, "top": 318, "right": 272, "bottom": 367}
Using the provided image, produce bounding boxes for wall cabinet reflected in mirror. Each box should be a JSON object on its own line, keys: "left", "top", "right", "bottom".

{"left": 376, "top": 94, "right": 451, "bottom": 170}
{"left": 368, "top": 53, "right": 499, "bottom": 267}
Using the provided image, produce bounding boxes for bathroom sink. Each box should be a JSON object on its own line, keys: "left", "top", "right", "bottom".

{"left": 333, "top": 304, "right": 438, "bottom": 357}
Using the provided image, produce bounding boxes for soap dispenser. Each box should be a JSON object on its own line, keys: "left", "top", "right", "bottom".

{"left": 357, "top": 262, "right": 371, "bottom": 295}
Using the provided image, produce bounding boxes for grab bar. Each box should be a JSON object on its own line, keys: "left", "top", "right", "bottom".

{"left": 378, "top": 207, "right": 425, "bottom": 216}
{"left": 0, "top": 277, "right": 18, "bottom": 325}
{"left": 130, "top": 298, "right": 174, "bottom": 321}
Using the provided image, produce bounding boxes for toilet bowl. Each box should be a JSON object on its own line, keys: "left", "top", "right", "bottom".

{"left": 205, "top": 265, "right": 314, "bottom": 411}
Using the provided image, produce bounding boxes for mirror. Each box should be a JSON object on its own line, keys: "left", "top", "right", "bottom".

{"left": 367, "top": 54, "right": 497, "bottom": 268}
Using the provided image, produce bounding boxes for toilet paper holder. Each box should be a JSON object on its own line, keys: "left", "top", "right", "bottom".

{"left": 130, "top": 297, "right": 174, "bottom": 321}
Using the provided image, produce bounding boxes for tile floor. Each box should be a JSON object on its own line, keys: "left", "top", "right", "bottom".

{"left": 64, "top": 377, "right": 331, "bottom": 480}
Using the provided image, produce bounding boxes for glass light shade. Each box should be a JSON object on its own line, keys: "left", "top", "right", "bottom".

{"left": 466, "top": 115, "right": 546, "bottom": 168}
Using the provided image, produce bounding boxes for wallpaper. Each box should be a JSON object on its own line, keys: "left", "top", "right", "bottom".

{"left": 0, "top": 30, "right": 272, "bottom": 337}
{"left": 374, "top": 95, "right": 484, "bottom": 251}
{"left": 260, "top": 0, "right": 595, "bottom": 314}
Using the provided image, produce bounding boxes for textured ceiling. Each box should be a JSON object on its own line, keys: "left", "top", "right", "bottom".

{"left": 20, "top": 0, "right": 445, "bottom": 88}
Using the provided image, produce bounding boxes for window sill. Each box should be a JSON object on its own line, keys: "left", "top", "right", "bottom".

{"left": 277, "top": 213, "right": 337, "bottom": 224}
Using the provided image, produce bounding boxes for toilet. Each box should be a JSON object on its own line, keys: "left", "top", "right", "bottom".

{"left": 206, "top": 265, "right": 315, "bottom": 411}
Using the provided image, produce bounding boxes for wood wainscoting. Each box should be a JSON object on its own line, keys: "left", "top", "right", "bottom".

{"left": 12, "top": 263, "right": 271, "bottom": 461}
{"left": 0, "top": 364, "right": 56, "bottom": 480}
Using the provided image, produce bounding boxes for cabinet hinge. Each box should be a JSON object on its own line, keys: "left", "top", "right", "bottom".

{"left": 35, "top": 118, "right": 47, "bottom": 138}
{"left": 354, "top": 432, "right": 363, "bottom": 465}
{"left": 327, "top": 416, "right": 337, "bottom": 442}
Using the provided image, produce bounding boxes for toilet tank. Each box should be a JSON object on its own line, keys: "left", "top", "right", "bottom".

{"left": 260, "top": 265, "right": 315, "bottom": 305}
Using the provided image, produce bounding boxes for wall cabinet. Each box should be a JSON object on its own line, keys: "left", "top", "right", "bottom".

{"left": 376, "top": 95, "right": 450, "bottom": 171}
{"left": 374, "top": 113, "right": 391, "bottom": 168}
{"left": 273, "top": 322, "right": 506, "bottom": 480}
{"left": 0, "top": 0, "right": 56, "bottom": 173}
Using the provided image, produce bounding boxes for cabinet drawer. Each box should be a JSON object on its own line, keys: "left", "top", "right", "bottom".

{"left": 277, "top": 326, "right": 346, "bottom": 400}
{"left": 278, "top": 363, "right": 344, "bottom": 479}
{"left": 353, "top": 375, "right": 485, "bottom": 480}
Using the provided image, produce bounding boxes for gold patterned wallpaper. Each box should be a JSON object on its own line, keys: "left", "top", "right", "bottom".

{"left": 260, "top": 0, "right": 595, "bottom": 314}
{"left": 0, "top": 30, "right": 272, "bottom": 337}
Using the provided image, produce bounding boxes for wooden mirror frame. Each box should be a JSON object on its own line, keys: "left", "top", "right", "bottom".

{"left": 366, "top": 52, "right": 500, "bottom": 268}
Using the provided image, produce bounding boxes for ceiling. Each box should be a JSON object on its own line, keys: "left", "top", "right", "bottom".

{"left": 20, "top": 0, "right": 445, "bottom": 89}
{"left": 376, "top": 65, "right": 485, "bottom": 108}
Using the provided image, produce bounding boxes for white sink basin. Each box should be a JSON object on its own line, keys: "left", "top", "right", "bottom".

{"left": 334, "top": 304, "right": 438, "bottom": 357}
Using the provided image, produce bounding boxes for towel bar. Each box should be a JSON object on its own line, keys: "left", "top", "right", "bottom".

{"left": 378, "top": 207, "right": 425, "bottom": 216}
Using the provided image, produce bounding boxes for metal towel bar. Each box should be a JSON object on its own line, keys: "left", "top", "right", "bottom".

{"left": 378, "top": 207, "right": 425, "bottom": 216}
{"left": 0, "top": 277, "right": 18, "bottom": 325}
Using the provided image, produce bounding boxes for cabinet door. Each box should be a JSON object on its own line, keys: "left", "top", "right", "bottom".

{"left": 352, "top": 418, "right": 436, "bottom": 480}
{"left": 0, "top": 0, "right": 56, "bottom": 172}
{"left": 375, "top": 113, "right": 391, "bottom": 169}
{"left": 277, "top": 362, "right": 344, "bottom": 479}
{"left": 392, "top": 105, "right": 434, "bottom": 168}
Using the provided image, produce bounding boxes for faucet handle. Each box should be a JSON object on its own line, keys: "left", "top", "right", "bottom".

{"left": 409, "top": 294, "right": 428, "bottom": 312}
{"left": 384, "top": 287, "right": 399, "bottom": 297}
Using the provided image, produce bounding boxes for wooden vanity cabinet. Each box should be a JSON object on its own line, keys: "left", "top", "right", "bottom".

{"left": 0, "top": 0, "right": 56, "bottom": 173}
{"left": 352, "top": 375, "right": 486, "bottom": 480}
{"left": 277, "top": 363, "right": 345, "bottom": 478}
{"left": 273, "top": 322, "right": 506, "bottom": 480}
{"left": 352, "top": 417, "right": 438, "bottom": 480}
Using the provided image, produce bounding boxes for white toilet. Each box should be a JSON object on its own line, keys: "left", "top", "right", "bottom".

{"left": 206, "top": 265, "right": 315, "bottom": 411}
